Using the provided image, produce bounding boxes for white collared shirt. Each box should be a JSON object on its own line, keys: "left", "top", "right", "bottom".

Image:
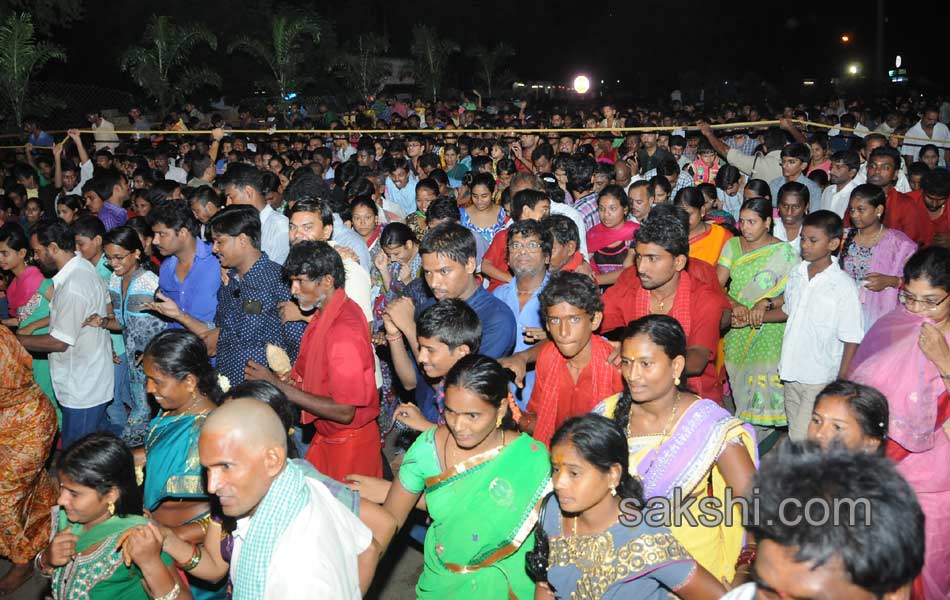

{"left": 164, "top": 164, "right": 188, "bottom": 184}
{"left": 230, "top": 474, "right": 371, "bottom": 600}
{"left": 49, "top": 256, "right": 114, "bottom": 408}
{"left": 260, "top": 204, "right": 290, "bottom": 265}
{"left": 779, "top": 259, "right": 864, "bottom": 384}
{"left": 901, "top": 120, "right": 950, "bottom": 165}
{"left": 818, "top": 179, "right": 859, "bottom": 218}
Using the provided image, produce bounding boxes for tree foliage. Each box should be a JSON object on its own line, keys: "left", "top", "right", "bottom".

{"left": 410, "top": 25, "right": 458, "bottom": 103}
{"left": 120, "top": 15, "right": 220, "bottom": 115}
{"left": 228, "top": 12, "right": 321, "bottom": 103}
{"left": 0, "top": 0, "right": 82, "bottom": 34}
{"left": 0, "top": 12, "right": 65, "bottom": 126}
{"left": 336, "top": 33, "right": 388, "bottom": 102}
{"left": 467, "top": 42, "right": 514, "bottom": 98}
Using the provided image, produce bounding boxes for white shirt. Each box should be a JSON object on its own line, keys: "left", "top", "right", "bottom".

{"left": 773, "top": 222, "right": 802, "bottom": 255}
{"left": 550, "top": 201, "right": 590, "bottom": 258}
{"left": 164, "top": 164, "right": 188, "bottom": 184}
{"left": 828, "top": 122, "right": 870, "bottom": 137}
{"left": 779, "top": 259, "right": 864, "bottom": 384}
{"left": 901, "top": 120, "right": 950, "bottom": 165}
{"left": 326, "top": 241, "right": 372, "bottom": 323}
{"left": 853, "top": 162, "right": 911, "bottom": 193}
{"left": 91, "top": 118, "right": 119, "bottom": 151}
{"left": 818, "top": 178, "right": 858, "bottom": 218}
{"left": 260, "top": 204, "right": 290, "bottom": 265}
{"left": 49, "top": 256, "right": 114, "bottom": 408}
{"left": 720, "top": 582, "right": 756, "bottom": 599}
{"left": 231, "top": 473, "right": 371, "bottom": 600}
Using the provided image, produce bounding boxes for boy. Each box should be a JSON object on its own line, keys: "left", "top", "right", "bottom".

{"left": 768, "top": 142, "right": 822, "bottom": 211}
{"left": 521, "top": 271, "right": 623, "bottom": 446}
{"left": 541, "top": 214, "right": 593, "bottom": 276}
{"left": 482, "top": 189, "right": 552, "bottom": 290}
{"left": 384, "top": 298, "right": 481, "bottom": 429}
{"left": 778, "top": 210, "right": 864, "bottom": 441}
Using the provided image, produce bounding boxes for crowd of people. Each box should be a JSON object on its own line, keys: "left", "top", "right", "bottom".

{"left": 0, "top": 91, "right": 949, "bottom": 599}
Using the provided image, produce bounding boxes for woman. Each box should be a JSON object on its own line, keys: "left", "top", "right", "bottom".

{"left": 0, "top": 223, "right": 57, "bottom": 418}
{"left": 587, "top": 184, "right": 638, "bottom": 286}
{"left": 349, "top": 196, "right": 382, "bottom": 255}
{"left": 21, "top": 197, "right": 43, "bottom": 232}
{"left": 848, "top": 247, "right": 950, "bottom": 600}
{"left": 380, "top": 355, "right": 551, "bottom": 599}
{"left": 649, "top": 175, "right": 671, "bottom": 204}
{"left": 919, "top": 144, "right": 941, "bottom": 171}
{"left": 839, "top": 184, "right": 917, "bottom": 331}
{"left": 807, "top": 133, "right": 831, "bottom": 175}
{"left": 84, "top": 226, "right": 164, "bottom": 444}
{"left": 595, "top": 315, "right": 758, "bottom": 583}
{"left": 38, "top": 433, "right": 189, "bottom": 600}
{"left": 443, "top": 144, "right": 469, "bottom": 181}
{"left": 742, "top": 179, "right": 772, "bottom": 214}
{"left": 0, "top": 327, "right": 58, "bottom": 594}
{"left": 717, "top": 198, "right": 797, "bottom": 440}
{"left": 139, "top": 330, "right": 225, "bottom": 599}
{"left": 772, "top": 182, "right": 808, "bottom": 255}
{"left": 56, "top": 194, "right": 87, "bottom": 225}
{"left": 675, "top": 187, "right": 732, "bottom": 267}
{"left": 807, "top": 379, "right": 888, "bottom": 454}
{"left": 460, "top": 173, "right": 507, "bottom": 243}
{"left": 536, "top": 414, "right": 725, "bottom": 599}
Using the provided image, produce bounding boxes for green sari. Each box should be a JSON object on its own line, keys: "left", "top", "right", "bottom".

{"left": 19, "top": 279, "right": 59, "bottom": 424}
{"left": 51, "top": 510, "right": 172, "bottom": 600}
{"left": 718, "top": 239, "right": 798, "bottom": 426}
{"left": 398, "top": 430, "right": 552, "bottom": 599}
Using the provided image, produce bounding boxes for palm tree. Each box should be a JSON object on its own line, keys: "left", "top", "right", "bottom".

{"left": 0, "top": 12, "right": 65, "bottom": 126}
{"left": 228, "top": 13, "right": 321, "bottom": 104}
{"left": 410, "top": 25, "right": 458, "bottom": 103}
{"left": 337, "top": 33, "right": 388, "bottom": 102}
{"left": 467, "top": 43, "right": 514, "bottom": 99}
{"left": 120, "top": 15, "right": 220, "bottom": 115}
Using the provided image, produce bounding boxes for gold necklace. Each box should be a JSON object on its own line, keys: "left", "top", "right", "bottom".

{"left": 649, "top": 290, "right": 674, "bottom": 313}
{"left": 629, "top": 392, "right": 681, "bottom": 478}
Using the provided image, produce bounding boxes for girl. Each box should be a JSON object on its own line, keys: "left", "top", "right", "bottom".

{"left": 586, "top": 184, "right": 638, "bottom": 286}
{"left": 675, "top": 187, "right": 732, "bottom": 267}
{"left": 56, "top": 194, "right": 87, "bottom": 225}
{"left": 460, "top": 172, "right": 508, "bottom": 243}
{"left": 807, "top": 379, "right": 888, "bottom": 454}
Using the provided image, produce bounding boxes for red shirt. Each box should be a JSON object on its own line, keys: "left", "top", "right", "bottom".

{"left": 482, "top": 228, "right": 510, "bottom": 291}
{"left": 905, "top": 189, "right": 950, "bottom": 238}
{"left": 561, "top": 251, "right": 586, "bottom": 272}
{"left": 845, "top": 187, "right": 932, "bottom": 246}
{"left": 601, "top": 267, "right": 730, "bottom": 402}
{"left": 293, "top": 296, "right": 379, "bottom": 436}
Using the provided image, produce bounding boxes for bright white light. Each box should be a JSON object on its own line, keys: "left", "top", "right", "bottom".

{"left": 895, "top": 55, "right": 902, "bottom": 68}
{"left": 848, "top": 64, "right": 859, "bottom": 75}
{"left": 573, "top": 75, "right": 591, "bottom": 94}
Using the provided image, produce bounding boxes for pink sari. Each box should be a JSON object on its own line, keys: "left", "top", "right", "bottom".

{"left": 849, "top": 308, "right": 950, "bottom": 599}
{"left": 859, "top": 229, "right": 917, "bottom": 331}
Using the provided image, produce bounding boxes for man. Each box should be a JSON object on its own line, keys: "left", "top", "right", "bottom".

{"left": 909, "top": 168, "right": 950, "bottom": 247}
{"left": 902, "top": 105, "right": 950, "bottom": 166}
{"left": 386, "top": 222, "right": 516, "bottom": 368}
{"left": 245, "top": 242, "right": 382, "bottom": 481}
{"left": 854, "top": 133, "right": 912, "bottom": 193}
{"left": 221, "top": 163, "right": 289, "bottom": 264}
{"left": 566, "top": 154, "right": 600, "bottom": 231}
{"left": 128, "top": 105, "right": 151, "bottom": 140}
{"left": 722, "top": 444, "right": 923, "bottom": 600}
{"left": 636, "top": 127, "right": 674, "bottom": 175}
{"left": 512, "top": 125, "right": 541, "bottom": 173}
{"left": 522, "top": 271, "right": 623, "bottom": 446}
{"left": 481, "top": 189, "right": 551, "bottom": 290}
{"left": 17, "top": 221, "right": 113, "bottom": 446}
{"left": 848, "top": 146, "right": 932, "bottom": 246}
{"left": 22, "top": 117, "right": 54, "bottom": 153}
{"left": 627, "top": 180, "right": 655, "bottom": 223}
{"left": 153, "top": 206, "right": 303, "bottom": 385}
{"left": 83, "top": 170, "right": 129, "bottom": 231}
{"left": 199, "top": 399, "right": 374, "bottom": 599}
{"left": 817, "top": 150, "right": 860, "bottom": 217}
{"left": 600, "top": 210, "right": 731, "bottom": 402}
{"left": 86, "top": 111, "right": 119, "bottom": 151}
{"left": 286, "top": 198, "right": 372, "bottom": 323}
{"left": 768, "top": 142, "right": 823, "bottom": 208}
{"left": 384, "top": 157, "right": 418, "bottom": 217}
{"left": 53, "top": 130, "right": 94, "bottom": 201}
{"left": 510, "top": 171, "right": 589, "bottom": 258}
{"left": 699, "top": 122, "right": 787, "bottom": 183}
{"left": 493, "top": 220, "right": 551, "bottom": 406}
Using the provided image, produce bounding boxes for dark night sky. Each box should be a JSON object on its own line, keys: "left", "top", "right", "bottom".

{"left": 46, "top": 0, "right": 941, "bottom": 100}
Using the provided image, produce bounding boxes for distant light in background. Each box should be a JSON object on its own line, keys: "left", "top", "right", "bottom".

{"left": 840, "top": 34, "right": 851, "bottom": 43}
{"left": 895, "top": 55, "right": 902, "bottom": 68}
{"left": 848, "top": 63, "right": 860, "bottom": 76}
{"left": 802, "top": 79, "right": 816, "bottom": 86}
{"left": 573, "top": 75, "right": 591, "bottom": 94}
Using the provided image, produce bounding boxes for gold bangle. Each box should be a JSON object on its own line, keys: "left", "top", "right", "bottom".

{"left": 195, "top": 514, "right": 212, "bottom": 536}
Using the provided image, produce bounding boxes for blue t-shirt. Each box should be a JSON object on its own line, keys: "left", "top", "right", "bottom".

{"left": 408, "top": 280, "right": 517, "bottom": 423}
{"left": 158, "top": 240, "right": 221, "bottom": 327}
{"left": 493, "top": 273, "right": 549, "bottom": 408}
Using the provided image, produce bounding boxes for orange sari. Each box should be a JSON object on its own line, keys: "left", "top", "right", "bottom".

{"left": 0, "top": 327, "right": 57, "bottom": 563}
{"left": 689, "top": 223, "right": 732, "bottom": 267}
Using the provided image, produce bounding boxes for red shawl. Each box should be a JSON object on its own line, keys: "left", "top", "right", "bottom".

{"left": 292, "top": 288, "right": 348, "bottom": 425}
{"left": 586, "top": 221, "right": 639, "bottom": 256}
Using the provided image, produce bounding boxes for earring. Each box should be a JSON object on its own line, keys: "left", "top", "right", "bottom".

{"left": 496, "top": 413, "right": 504, "bottom": 428}
{"left": 108, "top": 502, "right": 115, "bottom": 516}
{"left": 610, "top": 486, "right": 617, "bottom": 497}
{"left": 674, "top": 376, "right": 681, "bottom": 386}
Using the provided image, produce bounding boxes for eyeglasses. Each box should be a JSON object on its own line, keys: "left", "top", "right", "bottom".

{"left": 508, "top": 241, "right": 543, "bottom": 252}
{"left": 898, "top": 290, "right": 950, "bottom": 311}
{"left": 105, "top": 253, "right": 132, "bottom": 262}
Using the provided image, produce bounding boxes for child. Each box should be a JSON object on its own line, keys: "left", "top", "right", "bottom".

{"left": 778, "top": 210, "right": 864, "bottom": 442}
{"left": 384, "top": 298, "right": 482, "bottom": 431}
{"left": 689, "top": 139, "right": 721, "bottom": 185}
{"left": 521, "top": 271, "right": 623, "bottom": 446}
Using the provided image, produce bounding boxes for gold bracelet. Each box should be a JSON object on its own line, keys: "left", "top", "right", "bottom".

{"left": 195, "top": 514, "right": 213, "bottom": 536}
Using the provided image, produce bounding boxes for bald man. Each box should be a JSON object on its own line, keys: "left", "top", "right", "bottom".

{"left": 199, "top": 399, "right": 374, "bottom": 599}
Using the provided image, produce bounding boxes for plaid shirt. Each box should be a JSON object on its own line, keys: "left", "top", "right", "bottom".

{"left": 726, "top": 135, "right": 758, "bottom": 156}
{"left": 571, "top": 191, "right": 601, "bottom": 231}
{"left": 671, "top": 170, "right": 695, "bottom": 198}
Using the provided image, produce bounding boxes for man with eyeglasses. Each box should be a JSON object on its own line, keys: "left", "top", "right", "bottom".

{"left": 492, "top": 220, "right": 552, "bottom": 407}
